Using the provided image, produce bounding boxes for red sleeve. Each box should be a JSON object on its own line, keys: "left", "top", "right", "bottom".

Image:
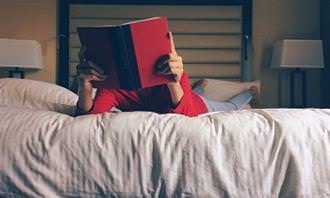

{"left": 90, "top": 88, "right": 119, "bottom": 114}
{"left": 167, "top": 72, "right": 208, "bottom": 117}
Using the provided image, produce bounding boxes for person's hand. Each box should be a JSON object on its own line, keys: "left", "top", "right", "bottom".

{"left": 155, "top": 32, "right": 184, "bottom": 82}
{"left": 77, "top": 46, "right": 106, "bottom": 82}
{"left": 76, "top": 61, "right": 106, "bottom": 83}
{"left": 76, "top": 46, "right": 106, "bottom": 93}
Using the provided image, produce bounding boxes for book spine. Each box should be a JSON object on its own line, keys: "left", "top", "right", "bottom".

{"left": 116, "top": 27, "right": 133, "bottom": 89}
{"left": 121, "top": 25, "right": 141, "bottom": 90}
{"left": 107, "top": 28, "right": 126, "bottom": 89}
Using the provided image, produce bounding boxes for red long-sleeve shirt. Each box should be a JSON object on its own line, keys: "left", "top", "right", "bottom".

{"left": 80, "top": 72, "right": 207, "bottom": 117}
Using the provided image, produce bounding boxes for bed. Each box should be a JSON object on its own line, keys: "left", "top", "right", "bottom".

{"left": 1, "top": 1, "right": 329, "bottom": 196}
{"left": 0, "top": 78, "right": 329, "bottom": 197}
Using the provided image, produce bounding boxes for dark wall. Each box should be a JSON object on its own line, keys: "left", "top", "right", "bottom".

{"left": 321, "top": 0, "right": 330, "bottom": 107}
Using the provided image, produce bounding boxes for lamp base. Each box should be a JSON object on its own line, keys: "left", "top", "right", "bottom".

{"left": 290, "top": 68, "right": 306, "bottom": 108}
{"left": 9, "top": 67, "right": 25, "bottom": 79}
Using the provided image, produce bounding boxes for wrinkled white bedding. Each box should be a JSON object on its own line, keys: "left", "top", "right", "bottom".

{"left": 0, "top": 107, "right": 329, "bottom": 197}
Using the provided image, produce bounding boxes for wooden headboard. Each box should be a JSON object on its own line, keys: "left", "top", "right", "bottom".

{"left": 57, "top": 0, "right": 252, "bottom": 89}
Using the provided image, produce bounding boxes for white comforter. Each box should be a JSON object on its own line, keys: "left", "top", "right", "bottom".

{"left": 0, "top": 107, "right": 329, "bottom": 197}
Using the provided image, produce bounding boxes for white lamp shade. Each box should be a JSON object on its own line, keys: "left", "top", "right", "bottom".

{"left": 271, "top": 39, "right": 324, "bottom": 69}
{"left": 0, "top": 39, "right": 42, "bottom": 69}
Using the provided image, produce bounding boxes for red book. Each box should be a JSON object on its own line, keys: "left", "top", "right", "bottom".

{"left": 77, "top": 16, "right": 175, "bottom": 90}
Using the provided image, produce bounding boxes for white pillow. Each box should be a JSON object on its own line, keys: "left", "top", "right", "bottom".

{"left": 199, "top": 79, "right": 260, "bottom": 102}
{"left": 0, "top": 78, "right": 78, "bottom": 115}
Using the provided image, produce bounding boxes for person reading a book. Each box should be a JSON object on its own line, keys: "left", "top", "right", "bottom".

{"left": 76, "top": 32, "right": 258, "bottom": 117}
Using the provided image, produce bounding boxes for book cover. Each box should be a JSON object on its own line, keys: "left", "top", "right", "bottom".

{"left": 77, "top": 16, "right": 174, "bottom": 90}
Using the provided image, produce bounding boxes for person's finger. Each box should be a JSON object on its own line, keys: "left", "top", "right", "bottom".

{"left": 171, "top": 69, "right": 183, "bottom": 82}
{"left": 77, "top": 62, "right": 105, "bottom": 76}
{"left": 157, "top": 67, "right": 181, "bottom": 82}
{"left": 155, "top": 53, "right": 182, "bottom": 73}
{"left": 76, "top": 62, "right": 97, "bottom": 73}
{"left": 157, "top": 61, "right": 169, "bottom": 71}
{"left": 170, "top": 67, "right": 183, "bottom": 74}
{"left": 78, "top": 67, "right": 106, "bottom": 79}
{"left": 168, "top": 67, "right": 182, "bottom": 76}
{"left": 87, "top": 69, "right": 106, "bottom": 79}
{"left": 157, "top": 62, "right": 172, "bottom": 74}
{"left": 167, "top": 68, "right": 181, "bottom": 81}
{"left": 77, "top": 73, "right": 94, "bottom": 81}
{"left": 91, "top": 74, "right": 107, "bottom": 81}
{"left": 77, "top": 66, "right": 93, "bottom": 75}
{"left": 168, "top": 53, "right": 182, "bottom": 62}
{"left": 168, "top": 32, "right": 177, "bottom": 55}
{"left": 156, "top": 54, "right": 181, "bottom": 70}
{"left": 78, "top": 73, "right": 106, "bottom": 82}
{"left": 158, "top": 65, "right": 171, "bottom": 74}
{"left": 76, "top": 61, "right": 102, "bottom": 71}
{"left": 158, "top": 61, "right": 182, "bottom": 74}
{"left": 168, "top": 61, "right": 183, "bottom": 69}
{"left": 87, "top": 61, "right": 105, "bottom": 75}
{"left": 155, "top": 55, "right": 170, "bottom": 71}
{"left": 78, "top": 46, "right": 87, "bottom": 63}
{"left": 88, "top": 68, "right": 102, "bottom": 76}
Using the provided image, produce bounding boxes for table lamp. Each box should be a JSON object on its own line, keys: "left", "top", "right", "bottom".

{"left": 0, "top": 38, "right": 42, "bottom": 78}
{"left": 271, "top": 39, "right": 324, "bottom": 108}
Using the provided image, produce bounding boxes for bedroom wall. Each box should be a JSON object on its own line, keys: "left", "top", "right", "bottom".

{"left": 253, "top": 0, "right": 321, "bottom": 107}
{"left": 0, "top": 0, "right": 57, "bottom": 83}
